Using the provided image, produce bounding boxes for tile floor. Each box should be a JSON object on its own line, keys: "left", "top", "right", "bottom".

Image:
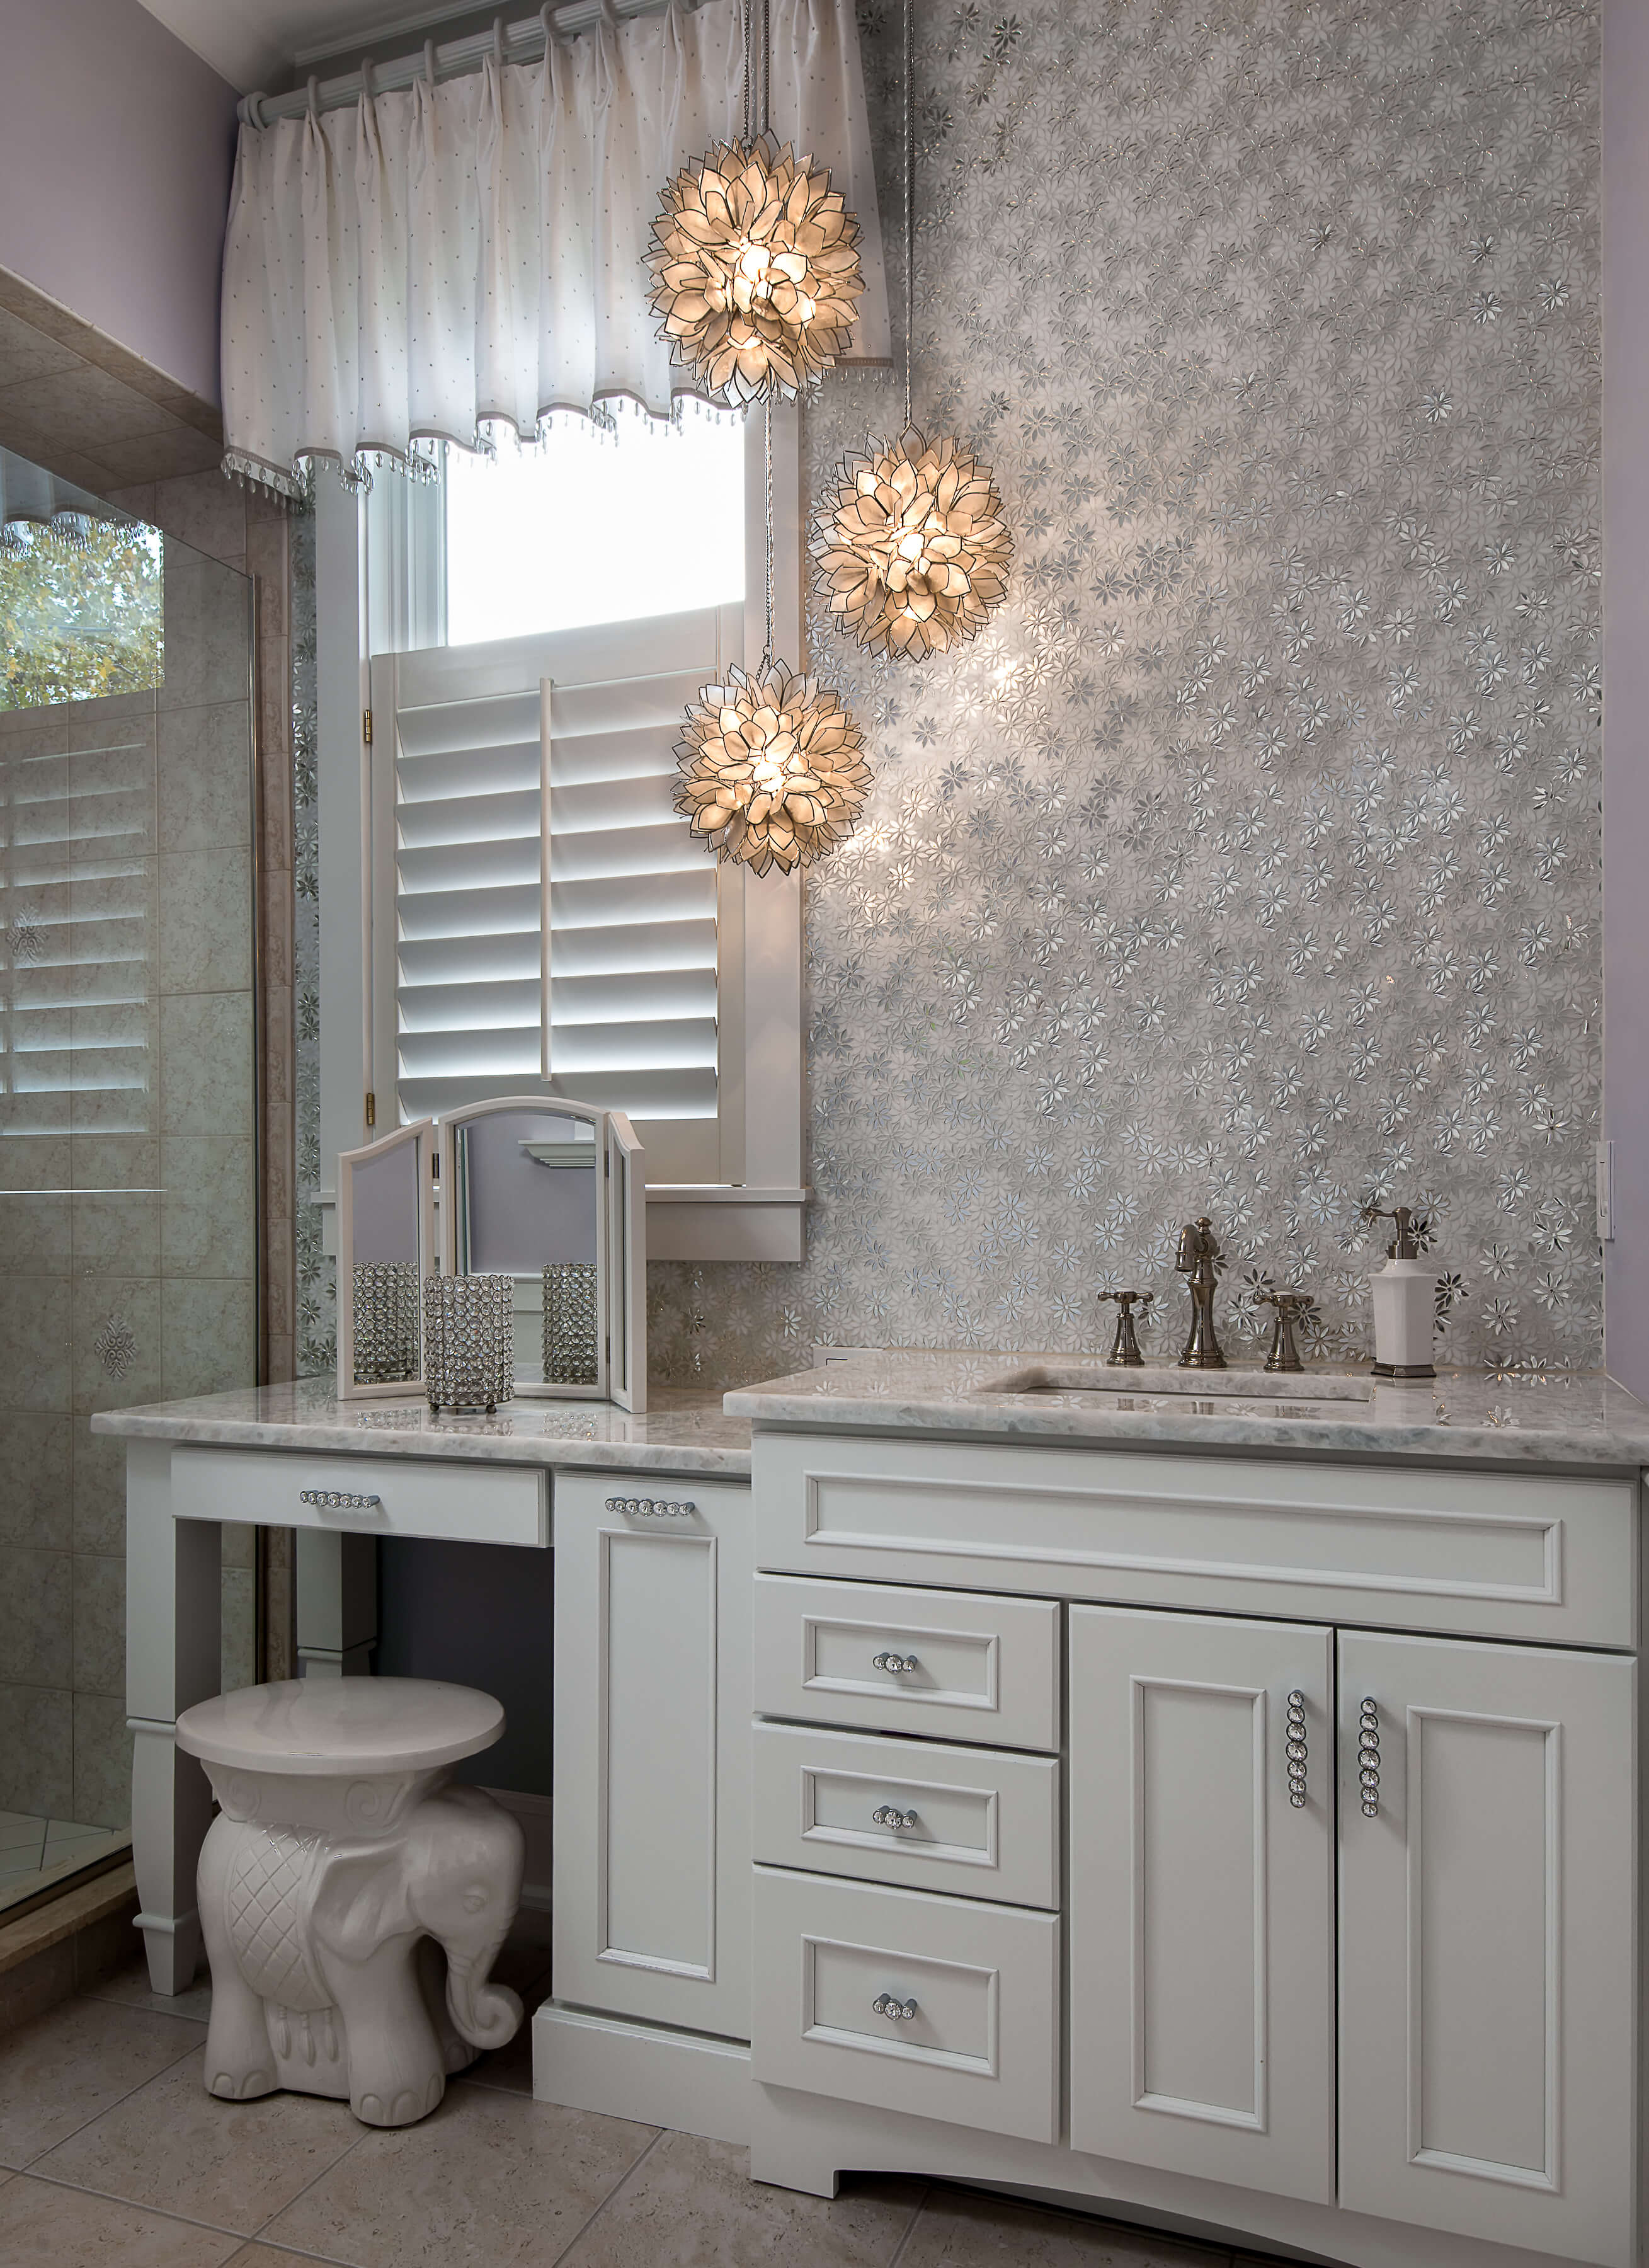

{"left": 0, "top": 1813, "right": 130, "bottom": 1913}
{"left": 0, "top": 1946, "right": 1319, "bottom": 2268}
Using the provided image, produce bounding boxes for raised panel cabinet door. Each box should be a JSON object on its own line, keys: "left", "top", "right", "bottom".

{"left": 1068, "top": 1605, "right": 1335, "bottom": 2204}
{"left": 1337, "top": 1632, "right": 1635, "bottom": 2268}
{"left": 552, "top": 1475, "right": 752, "bottom": 2037}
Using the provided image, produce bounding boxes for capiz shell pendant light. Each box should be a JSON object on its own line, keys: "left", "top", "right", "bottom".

{"left": 646, "top": 1, "right": 864, "bottom": 406}
{"left": 675, "top": 408, "right": 871, "bottom": 874}
{"left": 810, "top": 0, "right": 1011, "bottom": 660}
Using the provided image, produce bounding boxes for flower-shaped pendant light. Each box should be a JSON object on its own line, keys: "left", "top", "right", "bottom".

{"left": 648, "top": 0, "right": 863, "bottom": 406}
{"left": 812, "top": 428, "right": 1011, "bottom": 658}
{"left": 648, "top": 137, "right": 864, "bottom": 406}
{"left": 810, "top": 0, "right": 1011, "bottom": 660}
{"left": 674, "top": 659, "right": 870, "bottom": 875}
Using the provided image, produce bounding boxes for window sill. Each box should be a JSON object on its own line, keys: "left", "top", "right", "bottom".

{"left": 312, "top": 1184, "right": 807, "bottom": 1264}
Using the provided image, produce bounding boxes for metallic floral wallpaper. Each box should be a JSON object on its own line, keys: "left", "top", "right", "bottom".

{"left": 297, "top": 0, "right": 1604, "bottom": 1386}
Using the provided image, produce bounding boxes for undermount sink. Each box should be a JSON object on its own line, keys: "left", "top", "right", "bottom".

{"left": 974, "top": 1361, "right": 1376, "bottom": 1412}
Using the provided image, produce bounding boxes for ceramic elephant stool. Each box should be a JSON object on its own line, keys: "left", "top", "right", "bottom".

{"left": 176, "top": 1676, "right": 525, "bottom": 2128}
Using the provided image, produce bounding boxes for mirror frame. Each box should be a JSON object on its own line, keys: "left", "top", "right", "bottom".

{"left": 335, "top": 1117, "right": 437, "bottom": 1401}
{"left": 436, "top": 1095, "right": 647, "bottom": 1411}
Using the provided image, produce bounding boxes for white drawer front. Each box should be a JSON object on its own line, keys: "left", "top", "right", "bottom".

{"left": 755, "top": 1574, "right": 1060, "bottom": 1751}
{"left": 753, "top": 1865, "right": 1058, "bottom": 2142}
{"left": 753, "top": 1722, "right": 1059, "bottom": 1907}
{"left": 753, "top": 1434, "right": 1638, "bottom": 1647}
{"left": 172, "top": 1445, "right": 547, "bottom": 1547}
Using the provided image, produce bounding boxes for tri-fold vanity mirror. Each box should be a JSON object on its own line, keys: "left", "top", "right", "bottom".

{"left": 335, "top": 1097, "right": 646, "bottom": 1411}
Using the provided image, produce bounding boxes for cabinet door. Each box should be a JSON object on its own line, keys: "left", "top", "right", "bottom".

{"left": 552, "top": 1475, "right": 751, "bottom": 2037}
{"left": 1337, "top": 1632, "right": 1635, "bottom": 2268}
{"left": 1069, "top": 1605, "right": 1335, "bottom": 2204}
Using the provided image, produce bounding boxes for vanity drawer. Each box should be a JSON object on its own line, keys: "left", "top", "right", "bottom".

{"left": 755, "top": 1574, "right": 1060, "bottom": 1750}
{"left": 753, "top": 1722, "right": 1059, "bottom": 1907}
{"left": 753, "top": 1435, "right": 1639, "bottom": 1649}
{"left": 752, "top": 1864, "right": 1059, "bottom": 2142}
{"left": 171, "top": 1445, "right": 547, "bottom": 1547}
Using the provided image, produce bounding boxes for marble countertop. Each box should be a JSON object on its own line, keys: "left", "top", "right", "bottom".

{"left": 91, "top": 1380, "right": 752, "bottom": 1477}
{"left": 724, "top": 1352, "right": 1649, "bottom": 1469}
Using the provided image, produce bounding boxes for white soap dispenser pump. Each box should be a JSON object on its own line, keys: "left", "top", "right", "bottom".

{"left": 1364, "top": 1203, "right": 1437, "bottom": 1380}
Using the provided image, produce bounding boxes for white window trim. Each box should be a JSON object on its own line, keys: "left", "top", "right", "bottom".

{"left": 314, "top": 406, "right": 807, "bottom": 1266}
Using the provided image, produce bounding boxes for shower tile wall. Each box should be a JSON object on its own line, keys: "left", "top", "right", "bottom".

{"left": 0, "top": 537, "right": 256, "bottom": 1830}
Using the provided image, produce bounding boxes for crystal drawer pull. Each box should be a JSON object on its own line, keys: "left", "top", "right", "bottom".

{"left": 298, "top": 1489, "right": 382, "bottom": 1511}
{"left": 871, "top": 1804, "right": 919, "bottom": 1831}
{"left": 872, "top": 1651, "right": 920, "bottom": 1675}
{"left": 1358, "top": 1697, "right": 1381, "bottom": 1818}
{"left": 607, "top": 1498, "right": 696, "bottom": 1518}
{"left": 1286, "top": 1689, "right": 1308, "bottom": 1809}
{"left": 871, "top": 1993, "right": 918, "bottom": 2022}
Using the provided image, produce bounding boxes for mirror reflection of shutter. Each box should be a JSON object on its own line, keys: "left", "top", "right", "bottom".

{"left": 375, "top": 605, "right": 738, "bottom": 1184}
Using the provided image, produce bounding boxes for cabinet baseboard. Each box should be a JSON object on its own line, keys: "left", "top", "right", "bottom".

{"left": 532, "top": 2003, "right": 752, "bottom": 2144}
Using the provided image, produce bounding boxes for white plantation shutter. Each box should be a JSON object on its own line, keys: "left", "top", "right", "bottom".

{"left": 0, "top": 722, "right": 152, "bottom": 1135}
{"left": 372, "top": 605, "right": 741, "bottom": 1183}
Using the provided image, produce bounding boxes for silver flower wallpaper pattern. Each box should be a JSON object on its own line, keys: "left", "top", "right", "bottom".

{"left": 297, "top": 0, "right": 1603, "bottom": 1387}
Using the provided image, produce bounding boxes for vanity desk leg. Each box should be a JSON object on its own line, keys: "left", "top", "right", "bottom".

{"left": 125, "top": 1441, "right": 222, "bottom": 1996}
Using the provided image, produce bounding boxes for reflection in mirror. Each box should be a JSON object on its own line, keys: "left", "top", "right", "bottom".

{"left": 337, "top": 1120, "right": 435, "bottom": 1399}
{"left": 351, "top": 1140, "right": 421, "bottom": 1385}
{"left": 448, "top": 1103, "right": 602, "bottom": 1390}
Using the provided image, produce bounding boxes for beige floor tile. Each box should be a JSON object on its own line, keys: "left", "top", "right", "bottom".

{"left": 560, "top": 2129, "right": 923, "bottom": 2267}
{"left": 226, "top": 2250, "right": 355, "bottom": 2268}
{"left": 263, "top": 2081, "right": 657, "bottom": 2268}
{"left": 83, "top": 1956, "right": 213, "bottom": 2024}
{"left": 901, "top": 2187, "right": 1230, "bottom": 2267}
{"left": 0, "top": 1995, "right": 205, "bottom": 2168}
{"left": 0, "top": 2172, "right": 243, "bottom": 2265}
{"left": 35, "top": 2046, "right": 360, "bottom": 2234}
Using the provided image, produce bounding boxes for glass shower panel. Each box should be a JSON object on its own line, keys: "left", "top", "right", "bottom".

{"left": 0, "top": 485, "right": 258, "bottom": 1916}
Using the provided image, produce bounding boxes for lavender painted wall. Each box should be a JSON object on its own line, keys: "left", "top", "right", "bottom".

{"left": 1602, "top": 0, "right": 1649, "bottom": 1394}
{"left": 0, "top": 0, "right": 237, "bottom": 404}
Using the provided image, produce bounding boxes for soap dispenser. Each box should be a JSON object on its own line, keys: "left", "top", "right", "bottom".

{"left": 1363, "top": 1204, "right": 1437, "bottom": 1380}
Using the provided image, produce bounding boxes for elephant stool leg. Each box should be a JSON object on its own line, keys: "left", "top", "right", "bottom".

{"left": 328, "top": 1937, "right": 449, "bottom": 2127}
{"left": 198, "top": 1819, "right": 277, "bottom": 2100}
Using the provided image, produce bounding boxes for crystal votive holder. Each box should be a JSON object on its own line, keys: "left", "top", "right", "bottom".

{"left": 543, "top": 1261, "right": 599, "bottom": 1387}
{"left": 352, "top": 1261, "right": 420, "bottom": 1387}
{"left": 423, "top": 1274, "right": 514, "bottom": 1414}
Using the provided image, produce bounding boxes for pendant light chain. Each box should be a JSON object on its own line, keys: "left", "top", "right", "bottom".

{"left": 763, "top": 399, "right": 775, "bottom": 669}
{"left": 904, "top": 0, "right": 915, "bottom": 435}
{"left": 761, "top": 0, "right": 772, "bottom": 139}
{"left": 741, "top": 0, "right": 751, "bottom": 144}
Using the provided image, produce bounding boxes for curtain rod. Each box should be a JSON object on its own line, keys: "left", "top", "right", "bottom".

{"left": 239, "top": 0, "right": 706, "bottom": 125}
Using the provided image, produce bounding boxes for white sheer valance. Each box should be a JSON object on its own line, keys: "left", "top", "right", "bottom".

{"left": 220, "top": 0, "right": 888, "bottom": 495}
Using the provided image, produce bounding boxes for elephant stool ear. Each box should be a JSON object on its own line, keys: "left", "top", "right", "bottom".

{"left": 314, "top": 1844, "right": 414, "bottom": 1959}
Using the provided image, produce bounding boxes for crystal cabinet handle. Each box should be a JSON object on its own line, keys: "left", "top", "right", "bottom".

{"left": 1286, "top": 1690, "right": 1308, "bottom": 1809}
{"left": 298, "top": 1489, "right": 382, "bottom": 1512}
{"left": 1358, "top": 1698, "right": 1381, "bottom": 1817}
{"left": 872, "top": 1651, "right": 920, "bottom": 1675}
{"left": 872, "top": 1993, "right": 918, "bottom": 2022}
{"left": 607, "top": 1498, "right": 696, "bottom": 1518}
{"left": 871, "top": 1804, "right": 919, "bottom": 1831}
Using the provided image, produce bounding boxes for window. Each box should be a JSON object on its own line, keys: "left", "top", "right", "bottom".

{"left": 318, "top": 407, "right": 807, "bottom": 1263}
{"left": 0, "top": 518, "right": 161, "bottom": 710}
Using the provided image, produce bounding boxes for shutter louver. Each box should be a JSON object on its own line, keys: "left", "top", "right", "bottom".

{"left": 547, "top": 667, "right": 717, "bottom": 1121}
{"left": 383, "top": 610, "right": 731, "bottom": 1172}
{"left": 1, "top": 728, "right": 152, "bottom": 1137}
{"left": 394, "top": 686, "right": 544, "bottom": 1121}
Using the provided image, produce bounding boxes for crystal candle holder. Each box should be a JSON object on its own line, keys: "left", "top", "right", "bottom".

{"left": 542, "top": 1262, "right": 598, "bottom": 1387}
{"left": 423, "top": 1274, "right": 514, "bottom": 1414}
{"left": 352, "top": 1261, "right": 420, "bottom": 1387}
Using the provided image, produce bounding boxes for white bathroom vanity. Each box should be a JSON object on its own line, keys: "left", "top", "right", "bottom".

{"left": 102, "top": 1356, "right": 1649, "bottom": 2268}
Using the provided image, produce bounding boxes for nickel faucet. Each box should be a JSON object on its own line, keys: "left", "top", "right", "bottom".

{"left": 1175, "top": 1217, "right": 1226, "bottom": 1369}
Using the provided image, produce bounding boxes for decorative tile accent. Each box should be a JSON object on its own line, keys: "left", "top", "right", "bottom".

{"left": 91, "top": 1314, "right": 137, "bottom": 1382}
